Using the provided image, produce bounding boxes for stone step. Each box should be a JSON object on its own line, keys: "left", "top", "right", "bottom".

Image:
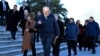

{"left": 0, "top": 27, "right": 22, "bottom": 32}
{"left": 15, "top": 44, "right": 67, "bottom": 56}
{"left": 0, "top": 33, "right": 21, "bottom": 35}
{"left": 0, "top": 44, "right": 22, "bottom": 52}
{"left": 0, "top": 41, "right": 41, "bottom": 48}
{"left": 0, "top": 49, "right": 22, "bottom": 56}
{"left": 0, "top": 39, "right": 22, "bottom": 46}
{"left": 0, "top": 34, "right": 22, "bottom": 38}
{"left": 0, "top": 27, "right": 6, "bottom": 28}
{"left": 0, "top": 43, "right": 43, "bottom": 56}
{"left": 0, "top": 42, "right": 42, "bottom": 56}
{"left": 0, "top": 30, "right": 22, "bottom": 32}
{"left": 0, "top": 43, "right": 67, "bottom": 56}
{"left": 0, "top": 36, "right": 22, "bottom": 41}
{"left": 0, "top": 28, "right": 22, "bottom": 31}
{"left": 0, "top": 31, "right": 22, "bottom": 34}
{"left": 0, "top": 42, "right": 42, "bottom": 52}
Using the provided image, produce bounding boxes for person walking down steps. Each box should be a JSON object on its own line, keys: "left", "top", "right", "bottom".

{"left": 22, "top": 13, "right": 37, "bottom": 56}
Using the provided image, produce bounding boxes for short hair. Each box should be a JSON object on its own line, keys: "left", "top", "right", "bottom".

{"left": 69, "top": 18, "right": 74, "bottom": 21}
{"left": 22, "top": 1, "right": 26, "bottom": 5}
{"left": 89, "top": 16, "right": 94, "bottom": 19}
{"left": 85, "top": 20, "right": 89, "bottom": 22}
{"left": 23, "top": 1, "right": 26, "bottom": 3}
{"left": 69, "top": 18, "right": 75, "bottom": 23}
{"left": 43, "top": 6, "right": 50, "bottom": 11}
{"left": 14, "top": 5, "right": 17, "bottom": 7}
{"left": 76, "top": 20, "right": 80, "bottom": 24}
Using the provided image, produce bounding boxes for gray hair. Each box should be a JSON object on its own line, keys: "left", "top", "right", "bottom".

{"left": 43, "top": 6, "right": 50, "bottom": 11}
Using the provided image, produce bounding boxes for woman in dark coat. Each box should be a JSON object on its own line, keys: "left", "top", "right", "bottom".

{"left": 65, "top": 18, "right": 79, "bottom": 56}
{"left": 6, "top": 5, "right": 20, "bottom": 40}
{"left": 76, "top": 20, "right": 84, "bottom": 51}
{"left": 83, "top": 20, "right": 89, "bottom": 50}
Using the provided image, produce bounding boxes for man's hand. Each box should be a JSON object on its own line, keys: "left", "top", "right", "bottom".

{"left": 38, "top": 20, "right": 42, "bottom": 24}
{"left": 53, "top": 36, "right": 59, "bottom": 45}
{"left": 55, "top": 36, "right": 59, "bottom": 40}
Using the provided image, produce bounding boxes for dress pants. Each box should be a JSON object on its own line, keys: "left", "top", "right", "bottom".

{"left": 88, "top": 36, "right": 96, "bottom": 54}
{"left": 40, "top": 33, "right": 54, "bottom": 56}
{"left": 0, "top": 11, "right": 7, "bottom": 26}
{"left": 52, "top": 37, "right": 62, "bottom": 56}
{"left": 67, "top": 40, "right": 77, "bottom": 56}
{"left": 10, "top": 31, "right": 16, "bottom": 40}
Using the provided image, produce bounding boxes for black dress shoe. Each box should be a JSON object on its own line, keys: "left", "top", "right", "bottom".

{"left": 84, "top": 48, "right": 86, "bottom": 51}
{"left": 88, "top": 48, "right": 90, "bottom": 51}
{"left": 92, "top": 52, "right": 96, "bottom": 54}
{"left": 79, "top": 49, "right": 82, "bottom": 51}
{"left": 68, "top": 55, "right": 71, "bottom": 56}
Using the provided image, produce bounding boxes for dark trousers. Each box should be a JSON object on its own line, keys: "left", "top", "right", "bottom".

{"left": 23, "top": 44, "right": 36, "bottom": 56}
{"left": 52, "top": 37, "right": 62, "bottom": 56}
{"left": 83, "top": 36, "right": 88, "bottom": 50}
{"left": 22, "top": 27, "right": 25, "bottom": 36}
{"left": 10, "top": 31, "right": 16, "bottom": 40}
{"left": 36, "top": 30, "right": 40, "bottom": 42}
{"left": 78, "top": 36, "right": 84, "bottom": 51}
{"left": 67, "top": 40, "right": 77, "bottom": 56}
{"left": 88, "top": 36, "right": 96, "bottom": 53}
{"left": 0, "top": 16, "right": 4, "bottom": 26}
{"left": 41, "top": 34, "right": 54, "bottom": 56}
{"left": 0, "top": 11, "right": 7, "bottom": 26}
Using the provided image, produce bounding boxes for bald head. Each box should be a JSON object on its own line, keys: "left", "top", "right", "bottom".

{"left": 43, "top": 6, "right": 50, "bottom": 16}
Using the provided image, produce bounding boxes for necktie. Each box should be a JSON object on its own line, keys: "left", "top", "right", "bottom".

{"left": 23, "top": 6, "right": 25, "bottom": 10}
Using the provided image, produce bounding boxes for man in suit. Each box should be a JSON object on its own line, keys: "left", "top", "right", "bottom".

{"left": 52, "top": 14, "right": 64, "bottom": 56}
{"left": 19, "top": 1, "right": 30, "bottom": 36}
{"left": 6, "top": 5, "right": 20, "bottom": 40}
{"left": 34, "top": 11, "right": 42, "bottom": 42}
{"left": 0, "top": 0, "right": 10, "bottom": 26}
{"left": 35, "top": 6, "right": 60, "bottom": 56}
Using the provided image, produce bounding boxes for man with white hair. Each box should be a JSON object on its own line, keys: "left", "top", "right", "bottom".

{"left": 35, "top": 6, "right": 60, "bottom": 56}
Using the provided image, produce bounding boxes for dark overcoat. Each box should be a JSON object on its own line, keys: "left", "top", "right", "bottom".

{"left": 6, "top": 10, "right": 20, "bottom": 31}
{"left": 19, "top": 6, "right": 30, "bottom": 28}
{"left": 0, "top": 1, "right": 10, "bottom": 16}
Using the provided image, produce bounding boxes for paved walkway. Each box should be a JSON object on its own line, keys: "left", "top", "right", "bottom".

{"left": 60, "top": 45, "right": 100, "bottom": 56}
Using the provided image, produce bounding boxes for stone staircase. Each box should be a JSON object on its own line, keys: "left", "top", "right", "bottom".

{"left": 0, "top": 26, "right": 67, "bottom": 56}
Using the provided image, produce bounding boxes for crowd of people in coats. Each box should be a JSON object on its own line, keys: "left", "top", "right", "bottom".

{"left": 0, "top": 0, "right": 100, "bottom": 56}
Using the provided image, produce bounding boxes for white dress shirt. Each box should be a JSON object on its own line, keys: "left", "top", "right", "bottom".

{"left": 2, "top": 1, "right": 6, "bottom": 11}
